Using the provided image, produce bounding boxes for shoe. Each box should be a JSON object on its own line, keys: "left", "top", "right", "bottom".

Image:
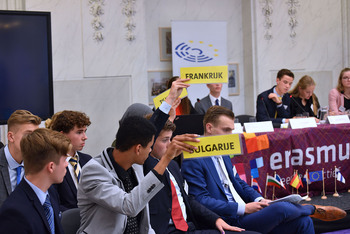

{"left": 310, "top": 205, "right": 347, "bottom": 221}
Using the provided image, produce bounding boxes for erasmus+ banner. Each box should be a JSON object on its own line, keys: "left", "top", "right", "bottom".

{"left": 171, "top": 21, "right": 228, "bottom": 103}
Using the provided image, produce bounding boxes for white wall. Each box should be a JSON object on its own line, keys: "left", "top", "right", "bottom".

{"left": 0, "top": 0, "right": 349, "bottom": 156}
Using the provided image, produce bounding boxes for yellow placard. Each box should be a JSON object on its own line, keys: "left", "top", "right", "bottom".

{"left": 183, "top": 134, "right": 242, "bottom": 159}
{"left": 153, "top": 88, "right": 188, "bottom": 109}
{"left": 180, "top": 65, "right": 228, "bottom": 84}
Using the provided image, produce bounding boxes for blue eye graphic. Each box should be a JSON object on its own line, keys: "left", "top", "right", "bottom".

{"left": 174, "top": 41, "right": 218, "bottom": 63}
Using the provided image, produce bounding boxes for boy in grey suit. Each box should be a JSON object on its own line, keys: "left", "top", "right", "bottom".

{"left": 77, "top": 78, "right": 199, "bottom": 234}
{"left": 195, "top": 83, "right": 233, "bottom": 114}
{"left": 0, "top": 110, "right": 41, "bottom": 207}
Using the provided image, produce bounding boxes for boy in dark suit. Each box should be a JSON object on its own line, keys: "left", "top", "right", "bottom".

{"left": 0, "top": 128, "right": 71, "bottom": 234}
{"left": 48, "top": 110, "right": 92, "bottom": 211}
{"left": 256, "top": 69, "right": 294, "bottom": 124}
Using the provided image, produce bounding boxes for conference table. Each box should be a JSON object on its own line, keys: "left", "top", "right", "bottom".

{"left": 231, "top": 123, "right": 350, "bottom": 199}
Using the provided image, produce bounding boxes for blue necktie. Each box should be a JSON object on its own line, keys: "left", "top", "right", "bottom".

{"left": 43, "top": 195, "right": 55, "bottom": 234}
{"left": 16, "top": 166, "right": 22, "bottom": 185}
{"left": 215, "top": 99, "right": 219, "bottom": 106}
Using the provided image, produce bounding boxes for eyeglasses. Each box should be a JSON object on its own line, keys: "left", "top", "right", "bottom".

{"left": 342, "top": 77, "right": 350, "bottom": 81}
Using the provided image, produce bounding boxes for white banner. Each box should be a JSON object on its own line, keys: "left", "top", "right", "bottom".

{"left": 171, "top": 21, "right": 228, "bottom": 103}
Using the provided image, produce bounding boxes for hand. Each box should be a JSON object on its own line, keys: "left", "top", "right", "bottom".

{"left": 163, "top": 134, "right": 199, "bottom": 160}
{"left": 165, "top": 78, "right": 190, "bottom": 105}
{"left": 259, "top": 199, "right": 271, "bottom": 206}
{"left": 168, "top": 98, "right": 181, "bottom": 122}
{"left": 313, "top": 117, "right": 320, "bottom": 123}
{"left": 215, "top": 218, "right": 245, "bottom": 233}
{"left": 244, "top": 202, "right": 266, "bottom": 214}
{"left": 268, "top": 93, "right": 281, "bottom": 104}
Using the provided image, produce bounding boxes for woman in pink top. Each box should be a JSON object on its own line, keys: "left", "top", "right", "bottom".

{"left": 329, "top": 68, "right": 350, "bottom": 115}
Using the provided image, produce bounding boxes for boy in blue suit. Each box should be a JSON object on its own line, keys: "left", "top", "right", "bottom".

{"left": 182, "top": 106, "right": 346, "bottom": 234}
{"left": 0, "top": 128, "right": 71, "bottom": 234}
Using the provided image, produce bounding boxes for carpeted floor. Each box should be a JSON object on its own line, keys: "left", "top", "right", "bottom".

{"left": 300, "top": 192, "right": 350, "bottom": 234}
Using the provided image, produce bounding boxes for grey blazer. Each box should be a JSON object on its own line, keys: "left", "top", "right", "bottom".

{"left": 194, "top": 95, "right": 233, "bottom": 114}
{"left": 0, "top": 147, "right": 12, "bottom": 207}
{"left": 77, "top": 147, "right": 163, "bottom": 234}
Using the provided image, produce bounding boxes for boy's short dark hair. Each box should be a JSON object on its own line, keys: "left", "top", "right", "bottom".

{"left": 115, "top": 116, "right": 156, "bottom": 152}
{"left": 277, "top": 69, "right": 294, "bottom": 80}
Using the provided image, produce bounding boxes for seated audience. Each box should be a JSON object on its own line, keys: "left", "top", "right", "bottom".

{"left": 0, "top": 128, "right": 71, "bottom": 233}
{"left": 144, "top": 118, "right": 258, "bottom": 234}
{"left": 195, "top": 83, "right": 233, "bottom": 114}
{"left": 48, "top": 110, "right": 92, "bottom": 211}
{"left": 182, "top": 106, "right": 347, "bottom": 233}
{"left": 329, "top": 67, "right": 350, "bottom": 115}
{"left": 256, "top": 69, "right": 294, "bottom": 124}
{"left": 289, "top": 75, "right": 320, "bottom": 118}
{"left": 167, "top": 76, "right": 198, "bottom": 115}
{"left": 0, "top": 110, "right": 41, "bottom": 206}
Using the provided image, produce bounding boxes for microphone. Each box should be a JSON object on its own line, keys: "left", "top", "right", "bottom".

{"left": 290, "top": 95, "right": 308, "bottom": 115}
{"left": 261, "top": 97, "right": 270, "bottom": 120}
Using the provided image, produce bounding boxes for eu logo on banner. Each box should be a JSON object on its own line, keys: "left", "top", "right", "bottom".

{"left": 309, "top": 171, "right": 323, "bottom": 182}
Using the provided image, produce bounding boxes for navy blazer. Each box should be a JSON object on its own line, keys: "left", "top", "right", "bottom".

{"left": 195, "top": 95, "right": 233, "bottom": 115}
{"left": 0, "top": 179, "right": 64, "bottom": 234}
{"left": 256, "top": 86, "right": 291, "bottom": 124}
{"left": 181, "top": 156, "right": 261, "bottom": 225}
{"left": 143, "top": 156, "right": 219, "bottom": 233}
{"left": 55, "top": 151, "right": 92, "bottom": 211}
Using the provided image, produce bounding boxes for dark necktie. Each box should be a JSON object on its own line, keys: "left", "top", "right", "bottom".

{"left": 215, "top": 99, "right": 219, "bottom": 106}
{"left": 170, "top": 180, "right": 188, "bottom": 231}
{"left": 43, "top": 195, "right": 55, "bottom": 234}
{"left": 124, "top": 175, "right": 139, "bottom": 234}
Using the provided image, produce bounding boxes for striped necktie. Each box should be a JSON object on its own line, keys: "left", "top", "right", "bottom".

{"left": 43, "top": 195, "right": 55, "bottom": 234}
{"left": 69, "top": 155, "right": 80, "bottom": 182}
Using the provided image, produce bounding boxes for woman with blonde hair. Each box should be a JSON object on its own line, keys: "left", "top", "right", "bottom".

{"left": 328, "top": 67, "right": 350, "bottom": 115}
{"left": 289, "top": 75, "right": 320, "bottom": 117}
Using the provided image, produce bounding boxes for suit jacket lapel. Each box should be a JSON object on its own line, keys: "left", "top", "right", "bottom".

{"left": 0, "top": 149, "right": 13, "bottom": 195}
{"left": 203, "top": 157, "right": 226, "bottom": 195}
{"left": 64, "top": 169, "right": 77, "bottom": 197}
{"left": 21, "top": 180, "right": 51, "bottom": 233}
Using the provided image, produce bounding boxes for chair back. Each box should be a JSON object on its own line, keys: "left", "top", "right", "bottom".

{"left": 61, "top": 208, "right": 80, "bottom": 234}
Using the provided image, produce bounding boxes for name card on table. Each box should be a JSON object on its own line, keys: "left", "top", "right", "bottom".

{"left": 232, "top": 123, "right": 243, "bottom": 134}
{"left": 183, "top": 134, "right": 242, "bottom": 159}
{"left": 244, "top": 121, "right": 274, "bottom": 133}
{"left": 327, "top": 115, "right": 350, "bottom": 124}
{"left": 289, "top": 118, "right": 317, "bottom": 129}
